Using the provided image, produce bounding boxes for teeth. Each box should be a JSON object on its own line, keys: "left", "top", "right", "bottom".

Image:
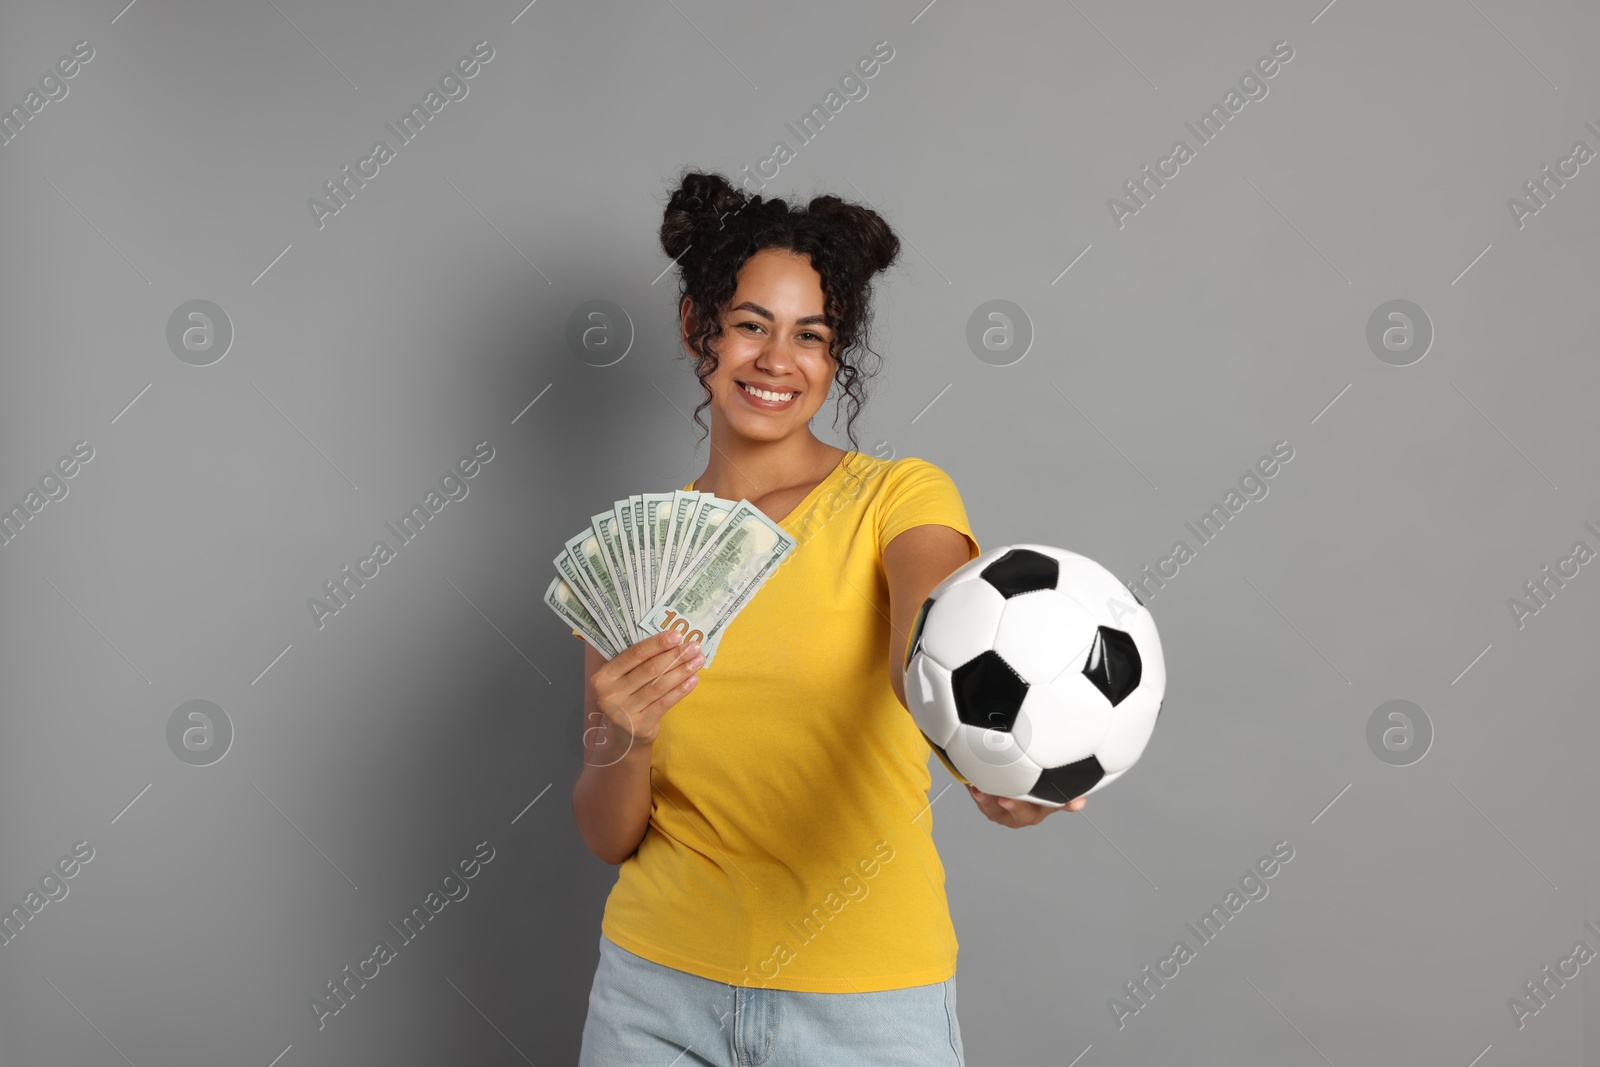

{"left": 740, "top": 382, "right": 795, "bottom": 402}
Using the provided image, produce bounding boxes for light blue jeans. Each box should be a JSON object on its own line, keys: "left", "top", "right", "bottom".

{"left": 578, "top": 933, "right": 966, "bottom": 1066}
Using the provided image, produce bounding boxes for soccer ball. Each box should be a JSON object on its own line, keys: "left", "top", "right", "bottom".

{"left": 903, "top": 544, "right": 1166, "bottom": 807}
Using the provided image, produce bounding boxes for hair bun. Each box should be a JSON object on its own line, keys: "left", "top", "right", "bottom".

{"left": 661, "top": 172, "right": 748, "bottom": 263}
{"left": 806, "top": 195, "right": 900, "bottom": 273}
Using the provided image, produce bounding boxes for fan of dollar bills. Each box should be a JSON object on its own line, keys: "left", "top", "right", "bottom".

{"left": 543, "top": 489, "right": 798, "bottom": 666}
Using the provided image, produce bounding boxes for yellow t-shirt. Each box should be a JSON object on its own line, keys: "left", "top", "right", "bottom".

{"left": 571, "top": 450, "right": 981, "bottom": 992}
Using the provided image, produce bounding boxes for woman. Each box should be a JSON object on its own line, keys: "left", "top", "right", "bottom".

{"left": 572, "top": 171, "right": 1087, "bottom": 1066}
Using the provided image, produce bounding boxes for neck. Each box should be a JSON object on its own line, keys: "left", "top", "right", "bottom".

{"left": 695, "top": 428, "right": 842, "bottom": 499}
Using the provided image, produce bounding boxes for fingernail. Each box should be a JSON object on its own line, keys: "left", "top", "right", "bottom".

{"left": 667, "top": 632, "right": 683, "bottom": 645}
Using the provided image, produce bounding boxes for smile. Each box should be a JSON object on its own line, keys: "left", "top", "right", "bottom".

{"left": 737, "top": 381, "right": 798, "bottom": 406}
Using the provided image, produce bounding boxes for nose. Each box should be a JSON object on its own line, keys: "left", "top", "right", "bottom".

{"left": 753, "top": 335, "right": 796, "bottom": 377}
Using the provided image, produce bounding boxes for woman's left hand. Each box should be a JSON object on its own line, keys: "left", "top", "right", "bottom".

{"left": 966, "top": 783, "right": 1085, "bottom": 827}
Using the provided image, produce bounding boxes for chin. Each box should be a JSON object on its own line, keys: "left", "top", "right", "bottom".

{"left": 719, "top": 389, "right": 814, "bottom": 429}
{"left": 725, "top": 417, "right": 795, "bottom": 442}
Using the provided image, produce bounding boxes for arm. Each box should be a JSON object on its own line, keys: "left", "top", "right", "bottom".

{"left": 883, "top": 523, "right": 975, "bottom": 712}
{"left": 571, "top": 639, "right": 656, "bottom": 865}
{"left": 883, "top": 524, "right": 1086, "bottom": 826}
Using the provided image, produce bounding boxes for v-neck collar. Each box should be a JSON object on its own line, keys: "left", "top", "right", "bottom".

{"left": 682, "top": 450, "right": 858, "bottom": 532}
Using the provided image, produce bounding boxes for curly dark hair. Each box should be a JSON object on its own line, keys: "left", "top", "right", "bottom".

{"left": 659, "top": 169, "right": 900, "bottom": 452}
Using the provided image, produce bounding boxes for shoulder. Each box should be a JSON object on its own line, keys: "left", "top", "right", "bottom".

{"left": 877, "top": 458, "right": 981, "bottom": 585}
{"left": 847, "top": 451, "right": 954, "bottom": 481}
{"left": 875, "top": 455, "right": 963, "bottom": 495}
{"left": 867, "top": 454, "right": 976, "bottom": 548}
{"left": 891, "top": 454, "right": 952, "bottom": 477}
{"left": 829, "top": 453, "right": 947, "bottom": 507}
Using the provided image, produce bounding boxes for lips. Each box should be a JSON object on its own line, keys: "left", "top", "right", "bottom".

{"left": 736, "top": 380, "right": 799, "bottom": 405}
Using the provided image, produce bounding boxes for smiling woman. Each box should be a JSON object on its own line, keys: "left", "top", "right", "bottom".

{"left": 570, "top": 170, "right": 998, "bottom": 1066}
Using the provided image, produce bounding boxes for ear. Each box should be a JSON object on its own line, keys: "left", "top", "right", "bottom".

{"left": 679, "top": 297, "right": 695, "bottom": 351}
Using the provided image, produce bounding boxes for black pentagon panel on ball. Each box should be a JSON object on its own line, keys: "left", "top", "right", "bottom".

{"left": 1028, "top": 755, "right": 1105, "bottom": 806}
{"left": 980, "top": 548, "right": 1059, "bottom": 599}
{"left": 1081, "top": 626, "right": 1142, "bottom": 706}
{"left": 951, "top": 650, "right": 1028, "bottom": 731}
{"left": 921, "top": 731, "right": 970, "bottom": 786}
{"left": 904, "top": 596, "right": 936, "bottom": 671}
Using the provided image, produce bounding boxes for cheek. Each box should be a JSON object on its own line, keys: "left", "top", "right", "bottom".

{"left": 809, "top": 354, "right": 838, "bottom": 394}
{"left": 805, "top": 376, "right": 833, "bottom": 409}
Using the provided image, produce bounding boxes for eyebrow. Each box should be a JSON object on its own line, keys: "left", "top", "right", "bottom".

{"left": 728, "top": 301, "right": 831, "bottom": 329}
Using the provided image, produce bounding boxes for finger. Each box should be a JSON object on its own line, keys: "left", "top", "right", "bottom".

{"left": 972, "top": 785, "right": 1016, "bottom": 812}
{"left": 966, "top": 784, "right": 997, "bottom": 814}
{"left": 661, "top": 638, "right": 704, "bottom": 673}
{"left": 637, "top": 667, "right": 703, "bottom": 722}
{"left": 623, "top": 634, "right": 701, "bottom": 696}
{"left": 616, "top": 629, "right": 686, "bottom": 679}
{"left": 969, "top": 785, "right": 1027, "bottom": 826}
{"left": 640, "top": 649, "right": 705, "bottom": 700}
{"left": 995, "top": 797, "right": 1029, "bottom": 825}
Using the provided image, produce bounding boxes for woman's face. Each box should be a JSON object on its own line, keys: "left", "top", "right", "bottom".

{"left": 685, "top": 248, "right": 838, "bottom": 445}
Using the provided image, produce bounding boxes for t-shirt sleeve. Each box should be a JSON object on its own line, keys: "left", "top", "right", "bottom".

{"left": 875, "top": 458, "right": 981, "bottom": 562}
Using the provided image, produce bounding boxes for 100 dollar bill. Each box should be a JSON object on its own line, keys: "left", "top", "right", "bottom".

{"left": 544, "top": 575, "right": 619, "bottom": 659}
{"left": 642, "top": 492, "right": 676, "bottom": 607}
{"left": 556, "top": 535, "right": 627, "bottom": 652}
{"left": 591, "top": 510, "right": 637, "bottom": 635}
{"left": 640, "top": 500, "right": 796, "bottom": 662}
{"left": 615, "top": 497, "right": 642, "bottom": 625}
{"left": 661, "top": 496, "right": 737, "bottom": 607}
{"left": 658, "top": 490, "right": 705, "bottom": 607}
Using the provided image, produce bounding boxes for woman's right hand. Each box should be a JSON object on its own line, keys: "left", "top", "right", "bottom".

{"left": 591, "top": 630, "right": 706, "bottom": 748}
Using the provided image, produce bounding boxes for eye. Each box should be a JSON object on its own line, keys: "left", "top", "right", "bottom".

{"left": 734, "top": 321, "right": 827, "bottom": 343}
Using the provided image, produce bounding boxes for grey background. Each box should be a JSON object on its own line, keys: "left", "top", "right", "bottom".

{"left": 1, "top": 0, "right": 1596, "bottom": 1064}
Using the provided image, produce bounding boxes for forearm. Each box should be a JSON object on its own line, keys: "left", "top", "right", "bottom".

{"left": 572, "top": 740, "right": 655, "bottom": 865}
